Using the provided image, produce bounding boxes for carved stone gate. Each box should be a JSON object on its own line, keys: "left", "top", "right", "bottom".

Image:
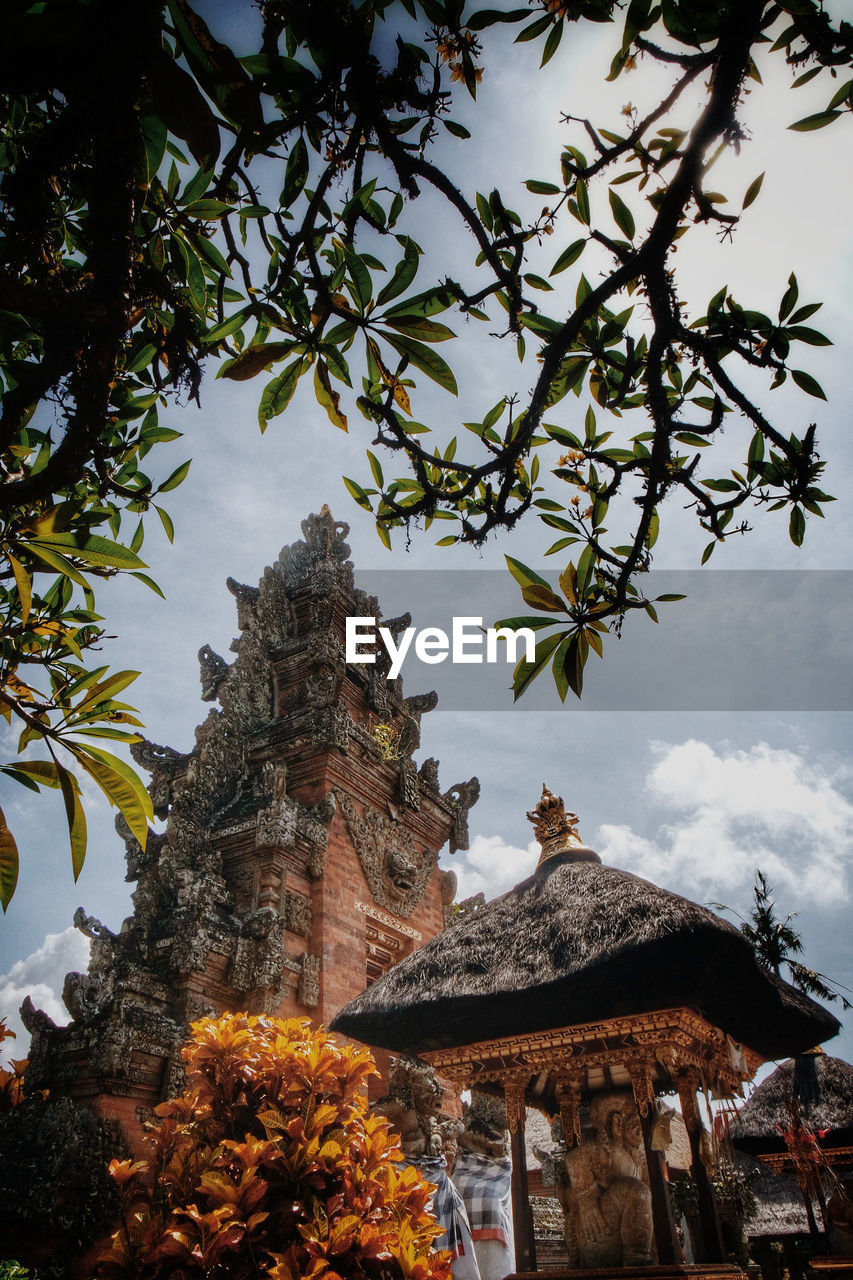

{"left": 22, "top": 507, "right": 478, "bottom": 1152}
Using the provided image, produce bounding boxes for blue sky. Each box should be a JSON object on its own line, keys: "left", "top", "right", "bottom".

{"left": 2, "top": 4, "right": 852, "bottom": 1071}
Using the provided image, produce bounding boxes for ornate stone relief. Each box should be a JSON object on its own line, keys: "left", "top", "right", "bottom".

{"left": 284, "top": 891, "right": 312, "bottom": 936}
{"left": 298, "top": 954, "right": 320, "bottom": 1007}
{"left": 337, "top": 790, "right": 433, "bottom": 918}
{"left": 442, "top": 777, "right": 480, "bottom": 854}
{"left": 198, "top": 644, "right": 230, "bottom": 702}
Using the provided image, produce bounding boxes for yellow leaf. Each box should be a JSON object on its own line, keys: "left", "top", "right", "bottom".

{"left": 8, "top": 555, "right": 32, "bottom": 625}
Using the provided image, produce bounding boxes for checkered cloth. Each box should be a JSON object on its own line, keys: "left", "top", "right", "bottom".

{"left": 451, "top": 1152, "right": 513, "bottom": 1246}
{"left": 404, "top": 1156, "right": 473, "bottom": 1260}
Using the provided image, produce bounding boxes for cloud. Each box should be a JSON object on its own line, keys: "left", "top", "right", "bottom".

{"left": 597, "top": 739, "right": 853, "bottom": 908}
{"left": 447, "top": 833, "right": 539, "bottom": 903}
{"left": 0, "top": 926, "right": 90, "bottom": 1054}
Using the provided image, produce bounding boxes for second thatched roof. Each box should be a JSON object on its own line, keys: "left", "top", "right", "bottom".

{"left": 331, "top": 853, "right": 839, "bottom": 1061}
{"left": 730, "top": 1053, "right": 853, "bottom": 1154}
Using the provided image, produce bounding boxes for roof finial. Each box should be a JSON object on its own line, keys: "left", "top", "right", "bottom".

{"left": 527, "top": 784, "right": 600, "bottom": 869}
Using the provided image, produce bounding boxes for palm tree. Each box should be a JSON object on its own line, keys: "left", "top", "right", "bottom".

{"left": 713, "top": 871, "right": 850, "bottom": 1010}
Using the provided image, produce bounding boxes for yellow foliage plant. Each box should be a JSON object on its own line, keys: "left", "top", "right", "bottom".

{"left": 95, "top": 1013, "right": 452, "bottom": 1280}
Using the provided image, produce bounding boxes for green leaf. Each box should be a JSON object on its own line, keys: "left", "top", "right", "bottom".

{"left": 742, "top": 171, "right": 764, "bottom": 210}
{"left": 526, "top": 180, "right": 561, "bottom": 195}
{"left": 608, "top": 187, "right": 635, "bottom": 239}
{"left": 22, "top": 548, "right": 82, "bottom": 594}
{"left": 779, "top": 273, "right": 799, "bottom": 322}
{"left": 789, "top": 110, "right": 841, "bottom": 132}
{"left": 575, "top": 179, "right": 590, "bottom": 226}
{"left": 343, "top": 476, "right": 373, "bottom": 511}
{"left": 155, "top": 505, "right": 175, "bottom": 543}
{"left": 28, "top": 532, "right": 146, "bottom": 570}
{"left": 512, "top": 630, "right": 563, "bottom": 701}
{"left": 376, "top": 238, "right": 422, "bottom": 306}
{"left": 382, "top": 332, "right": 458, "bottom": 394}
{"left": 505, "top": 555, "right": 552, "bottom": 594}
{"left": 0, "top": 805, "right": 19, "bottom": 911}
{"left": 549, "top": 239, "right": 586, "bottom": 276}
{"left": 540, "top": 18, "right": 563, "bottom": 66}
{"left": 382, "top": 316, "right": 455, "bottom": 342}
{"left": 789, "top": 505, "right": 805, "bottom": 546}
{"left": 158, "top": 459, "right": 192, "bottom": 492}
{"left": 258, "top": 359, "right": 306, "bottom": 431}
{"left": 791, "top": 369, "right": 827, "bottom": 400}
{"left": 342, "top": 245, "right": 373, "bottom": 312}
{"left": 130, "top": 571, "right": 166, "bottom": 598}
{"left": 787, "top": 325, "right": 831, "bottom": 347}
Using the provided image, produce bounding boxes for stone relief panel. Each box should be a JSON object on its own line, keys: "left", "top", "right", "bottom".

{"left": 336, "top": 790, "right": 433, "bottom": 918}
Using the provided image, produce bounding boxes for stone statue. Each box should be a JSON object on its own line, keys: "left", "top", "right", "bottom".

{"left": 374, "top": 1057, "right": 444, "bottom": 1159}
{"left": 557, "top": 1090, "right": 654, "bottom": 1270}
{"left": 374, "top": 1059, "right": 481, "bottom": 1280}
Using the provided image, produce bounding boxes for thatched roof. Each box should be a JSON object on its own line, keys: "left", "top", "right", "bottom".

{"left": 731, "top": 1054, "right": 853, "bottom": 1154}
{"left": 739, "top": 1157, "right": 810, "bottom": 1238}
{"left": 331, "top": 854, "right": 839, "bottom": 1060}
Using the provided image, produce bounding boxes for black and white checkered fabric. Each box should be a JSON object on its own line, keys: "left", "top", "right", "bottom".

{"left": 451, "top": 1152, "right": 513, "bottom": 1246}
{"left": 404, "top": 1155, "right": 474, "bottom": 1260}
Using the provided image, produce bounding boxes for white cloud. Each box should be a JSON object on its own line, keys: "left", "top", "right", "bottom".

{"left": 0, "top": 926, "right": 90, "bottom": 1055}
{"left": 447, "top": 833, "right": 539, "bottom": 903}
{"left": 597, "top": 739, "right": 853, "bottom": 908}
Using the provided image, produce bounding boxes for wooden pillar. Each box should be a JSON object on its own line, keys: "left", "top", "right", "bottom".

{"left": 677, "top": 1076, "right": 726, "bottom": 1263}
{"left": 640, "top": 1110, "right": 683, "bottom": 1264}
{"left": 505, "top": 1082, "right": 537, "bottom": 1274}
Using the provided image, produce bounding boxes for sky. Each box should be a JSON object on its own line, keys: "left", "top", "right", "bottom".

{"left": 2, "top": 3, "right": 852, "bottom": 1078}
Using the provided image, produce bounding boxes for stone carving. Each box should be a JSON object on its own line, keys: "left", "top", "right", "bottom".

{"left": 337, "top": 790, "right": 432, "bottom": 918}
{"left": 460, "top": 1090, "right": 509, "bottom": 1160}
{"left": 398, "top": 757, "right": 420, "bottom": 811}
{"left": 443, "top": 777, "right": 480, "bottom": 854}
{"left": 284, "top": 891, "right": 312, "bottom": 936}
{"left": 230, "top": 909, "right": 286, "bottom": 995}
{"left": 226, "top": 576, "right": 260, "bottom": 630}
{"left": 115, "top": 812, "right": 163, "bottom": 878}
{"left": 298, "top": 953, "right": 320, "bottom": 1007}
{"left": 404, "top": 691, "right": 439, "bottom": 718}
{"left": 130, "top": 738, "right": 191, "bottom": 819}
{"left": 374, "top": 1057, "right": 445, "bottom": 1161}
{"left": 20, "top": 996, "right": 57, "bottom": 1092}
{"left": 255, "top": 794, "right": 298, "bottom": 849}
{"left": 439, "top": 868, "right": 458, "bottom": 928}
{"left": 556, "top": 1089, "right": 654, "bottom": 1270}
{"left": 62, "top": 971, "right": 108, "bottom": 1023}
{"left": 198, "top": 644, "right": 230, "bottom": 702}
{"left": 418, "top": 757, "right": 440, "bottom": 792}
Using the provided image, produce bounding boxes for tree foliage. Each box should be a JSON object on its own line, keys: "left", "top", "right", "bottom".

{"left": 714, "top": 870, "right": 852, "bottom": 1010}
{"left": 96, "top": 1013, "right": 451, "bottom": 1280}
{"left": 2, "top": 0, "right": 852, "bottom": 900}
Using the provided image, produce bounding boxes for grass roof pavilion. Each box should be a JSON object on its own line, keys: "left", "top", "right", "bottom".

{"left": 333, "top": 786, "right": 839, "bottom": 1280}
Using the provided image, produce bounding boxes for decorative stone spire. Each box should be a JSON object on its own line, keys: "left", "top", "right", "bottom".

{"left": 526, "top": 784, "right": 600, "bottom": 869}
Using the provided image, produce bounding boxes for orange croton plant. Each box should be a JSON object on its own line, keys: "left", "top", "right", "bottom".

{"left": 96, "top": 1013, "right": 452, "bottom": 1280}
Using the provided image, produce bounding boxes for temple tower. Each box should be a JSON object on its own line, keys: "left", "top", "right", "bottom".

{"left": 22, "top": 508, "right": 478, "bottom": 1151}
